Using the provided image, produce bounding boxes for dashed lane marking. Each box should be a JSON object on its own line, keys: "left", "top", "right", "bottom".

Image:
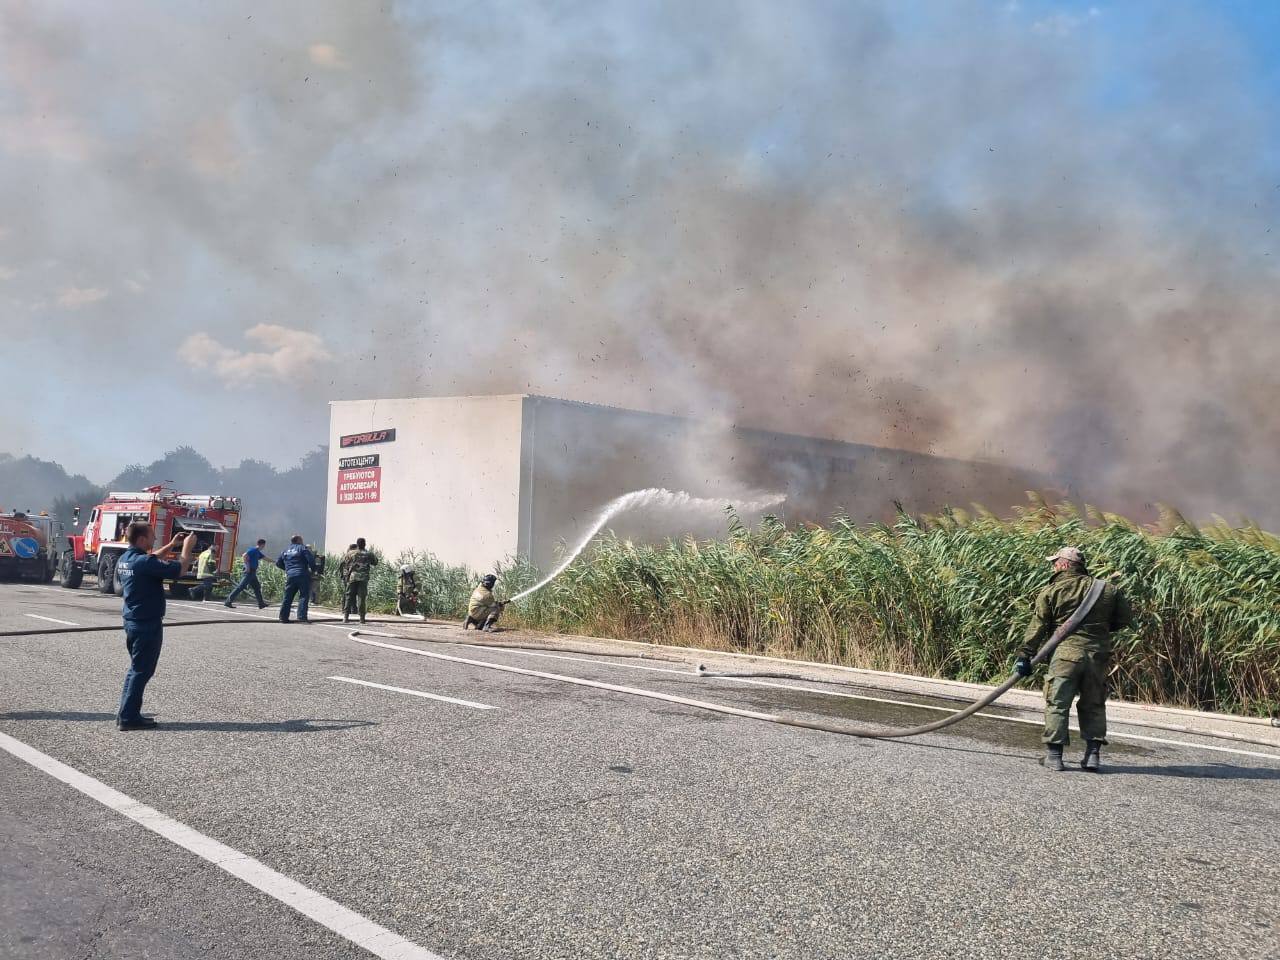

{"left": 22, "top": 616, "right": 80, "bottom": 632}
{"left": 0, "top": 730, "right": 445, "bottom": 960}
{"left": 349, "top": 632, "right": 780, "bottom": 723}
{"left": 23, "top": 613, "right": 81, "bottom": 627}
{"left": 329, "top": 676, "right": 496, "bottom": 710}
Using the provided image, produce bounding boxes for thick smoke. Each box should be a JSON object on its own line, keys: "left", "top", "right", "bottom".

{"left": 1, "top": 1, "right": 1277, "bottom": 525}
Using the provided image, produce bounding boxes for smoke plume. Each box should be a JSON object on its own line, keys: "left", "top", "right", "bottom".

{"left": 1, "top": 1, "right": 1277, "bottom": 525}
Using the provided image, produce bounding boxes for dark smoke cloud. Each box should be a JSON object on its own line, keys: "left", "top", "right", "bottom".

{"left": 1, "top": 1, "right": 1277, "bottom": 525}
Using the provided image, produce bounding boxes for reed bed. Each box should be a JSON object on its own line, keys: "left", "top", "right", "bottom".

{"left": 240, "top": 497, "right": 1280, "bottom": 716}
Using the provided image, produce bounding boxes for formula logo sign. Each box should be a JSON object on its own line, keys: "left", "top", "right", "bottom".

{"left": 340, "top": 428, "right": 396, "bottom": 448}
{"left": 336, "top": 466, "right": 382, "bottom": 504}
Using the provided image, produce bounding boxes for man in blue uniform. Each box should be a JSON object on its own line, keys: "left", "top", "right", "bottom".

{"left": 116, "top": 521, "right": 199, "bottom": 730}
{"left": 225, "top": 537, "right": 269, "bottom": 609}
{"left": 276, "top": 534, "right": 317, "bottom": 623}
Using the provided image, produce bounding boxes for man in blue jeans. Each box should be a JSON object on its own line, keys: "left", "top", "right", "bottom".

{"left": 276, "top": 534, "right": 317, "bottom": 623}
{"left": 225, "top": 537, "right": 269, "bottom": 609}
{"left": 116, "top": 520, "right": 199, "bottom": 730}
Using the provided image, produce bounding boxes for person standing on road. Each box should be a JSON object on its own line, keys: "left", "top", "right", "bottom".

{"left": 1017, "top": 546, "right": 1133, "bottom": 773}
{"left": 225, "top": 538, "right": 269, "bottom": 609}
{"left": 340, "top": 538, "right": 377, "bottom": 624}
{"left": 115, "top": 522, "right": 198, "bottom": 730}
{"left": 192, "top": 543, "right": 218, "bottom": 601}
{"left": 276, "top": 535, "right": 317, "bottom": 623}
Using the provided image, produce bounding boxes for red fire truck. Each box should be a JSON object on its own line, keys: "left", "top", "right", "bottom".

{"left": 59, "top": 485, "right": 242, "bottom": 597}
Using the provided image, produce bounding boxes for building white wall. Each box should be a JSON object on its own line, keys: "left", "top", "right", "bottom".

{"left": 328, "top": 393, "right": 1048, "bottom": 576}
{"left": 325, "top": 396, "right": 525, "bottom": 571}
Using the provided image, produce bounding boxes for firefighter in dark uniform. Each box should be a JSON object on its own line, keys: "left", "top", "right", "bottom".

{"left": 276, "top": 535, "right": 318, "bottom": 623}
{"left": 116, "top": 521, "right": 199, "bottom": 730}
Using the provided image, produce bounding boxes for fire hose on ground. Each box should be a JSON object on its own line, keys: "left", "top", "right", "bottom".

{"left": 6, "top": 581, "right": 1280, "bottom": 747}
{"left": 691, "top": 578, "right": 1105, "bottom": 739}
{"left": 348, "top": 581, "right": 1118, "bottom": 742}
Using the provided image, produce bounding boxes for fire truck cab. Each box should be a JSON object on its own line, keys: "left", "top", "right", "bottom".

{"left": 60, "top": 486, "right": 242, "bottom": 597}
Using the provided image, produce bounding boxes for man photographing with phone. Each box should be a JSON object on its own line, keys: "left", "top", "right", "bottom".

{"left": 115, "top": 522, "right": 199, "bottom": 730}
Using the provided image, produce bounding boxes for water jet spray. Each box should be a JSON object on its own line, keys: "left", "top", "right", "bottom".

{"left": 507, "top": 487, "right": 784, "bottom": 603}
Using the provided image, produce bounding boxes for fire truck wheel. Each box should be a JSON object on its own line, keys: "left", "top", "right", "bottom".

{"left": 97, "top": 553, "right": 117, "bottom": 594}
{"left": 59, "top": 553, "right": 83, "bottom": 590}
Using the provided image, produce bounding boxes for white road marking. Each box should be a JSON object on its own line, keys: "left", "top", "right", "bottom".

{"left": 602, "top": 632, "right": 1280, "bottom": 729}
{"left": 351, "top": 632, "right": 1280, "bottom": 763}
{"left": 168, "top": 598, "right": 344, "bottom": 625}
{"left": 18, "top": 585, "right": 1279, "bottom": 760}
{"left": 349, "top": 633, "right": 780, "bottom": 723}
{"left": 426, "top": 645, "right": 1280, "bottom": 754}
{"left": 1097, "top": 731, "right": 1280, "bottom": 761}
{"left": 0, "top": 730, "right": 444, "bottom": 960}
{"left": 23, "top": 613, "right": 81, "bottom": 627}
{"left": 167, "top": 600, "right": 279, "bottom": 621}
{"left": 329, "top": 676, "right": 496, "bottom": 710}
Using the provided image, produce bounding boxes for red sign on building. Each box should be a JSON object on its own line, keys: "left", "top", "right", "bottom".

{"left": 336, "top": 466, "right": 381, "bottom": 504}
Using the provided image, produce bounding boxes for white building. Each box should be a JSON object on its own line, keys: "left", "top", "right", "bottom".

{"left": 325, "top": 394, "right": 1044, "bottom": 573}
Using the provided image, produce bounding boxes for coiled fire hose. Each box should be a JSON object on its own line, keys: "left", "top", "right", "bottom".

{"left": 691, "top": 578, "right": 1108, "bottom": 739}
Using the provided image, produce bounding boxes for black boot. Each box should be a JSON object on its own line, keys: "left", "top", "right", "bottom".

{"left": 1081, "top": 740, "right": 1103, "bottom": 773}
{"left": 1039, "top": 744, "right": 1066, "bottom": 771}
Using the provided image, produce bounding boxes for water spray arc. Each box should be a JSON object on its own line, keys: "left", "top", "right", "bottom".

{"left": 507, "top": 487, "right": 785, "bottom": 602}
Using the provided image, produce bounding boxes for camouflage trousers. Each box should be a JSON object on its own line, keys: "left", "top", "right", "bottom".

{"left": 344, "top": 579, "right": 369, "bottom": 619}
{"left": 1043, "top": 651, "right": 1109, "bottom": 745}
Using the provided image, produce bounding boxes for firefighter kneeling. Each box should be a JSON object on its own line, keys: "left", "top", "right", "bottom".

{"left": 464, "top": 574, "right": 504, "bottom": 632}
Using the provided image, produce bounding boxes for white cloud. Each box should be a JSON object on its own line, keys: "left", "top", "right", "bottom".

{"left": 180, "top": 323, "right": 333, "bottom": 385}
{"left": 56, "top": 285, "right": 108, "bottom": 307}
{"left": 1032, "top": 8, "right": 1100, "bottom": 38}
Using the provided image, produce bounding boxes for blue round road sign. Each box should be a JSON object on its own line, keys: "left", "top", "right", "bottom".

{"left": 11, "top": 537, "right": 39, "bottom": 559}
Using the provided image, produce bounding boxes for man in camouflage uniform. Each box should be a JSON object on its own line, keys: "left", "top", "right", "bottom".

{"left": 464, "top": 574, "right": 503, "bottom": 632}
{"left": 1017, "top": 546, "right": 1133, "bottom": 772}
{"left": 340, "top": 537, "right": 378, "bottom": 624}
{"left": 397, "top": 565, "right": 419, "bottom": 616}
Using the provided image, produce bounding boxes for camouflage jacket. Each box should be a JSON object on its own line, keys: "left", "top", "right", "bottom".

{"left": 1021, "top": 570, "right": 1133, "bottom": 660}
{"left": 340, "top": 548, "right": 377, "bottom": 583}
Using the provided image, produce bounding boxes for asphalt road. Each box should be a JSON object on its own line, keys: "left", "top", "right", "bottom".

{"left": 1, "top": 581, "right": 1277, "bottom": 960}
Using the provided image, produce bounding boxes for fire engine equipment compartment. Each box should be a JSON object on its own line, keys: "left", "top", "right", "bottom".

{"left": 58, "top": 486, "right": 241, "bottom": 596}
